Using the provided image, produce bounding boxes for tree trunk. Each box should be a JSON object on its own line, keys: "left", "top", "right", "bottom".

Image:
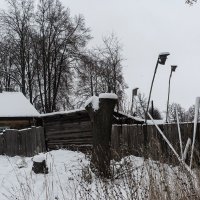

{"left": 85, "top": 96, "right": 117, "bottom": 178}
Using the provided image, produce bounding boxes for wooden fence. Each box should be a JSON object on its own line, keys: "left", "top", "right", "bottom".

{"left": 0, "top": 126, "right": 46, "bottom": 157}
{"left": 111, "top": 123, "right": 200, "bottom": 164}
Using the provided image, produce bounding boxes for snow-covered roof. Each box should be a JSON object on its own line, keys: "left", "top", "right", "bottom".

{"left": 41, "top": 108, "right": 142, "bottom": 123}
{"left": 0, "top": 92, "right": 40, "bottom": 117}
{"left": 114, "top": 110, "right": 145, "bottom": 122}
{"left": 115, "top": 110, "right": 166, "bottom": 125}
{"left": 40, "top": 108, "right": 85, "bottom": 117}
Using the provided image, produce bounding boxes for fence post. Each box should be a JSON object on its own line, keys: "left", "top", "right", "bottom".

{"left": 85, "top": 94, "right": 117, "bottom": 178}
{"left": 143, "top": 124, "right": 148, "bottom": 158}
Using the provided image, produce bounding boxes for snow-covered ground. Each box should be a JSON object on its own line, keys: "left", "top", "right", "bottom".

{"left": 0, "top": 150, "right": 199, "bottom": 200}
{"left": 0, "top": 150, "right": 90, "bottom": 200}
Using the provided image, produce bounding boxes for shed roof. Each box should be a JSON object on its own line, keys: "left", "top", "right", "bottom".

{"left": 41, "top": 108, "right": 144, "bottom": 124}
{"left": 0, "top": 92, "right": 40, "bottom": 117}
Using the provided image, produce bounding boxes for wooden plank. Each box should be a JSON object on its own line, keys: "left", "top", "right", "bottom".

{"left": 38, "top": 127, "right": 46, "bottom": 152}
{"left": 45, "top": 123, "right": 92, "bottom": 135}
{"left": 46, "top": 131, "right": 92, "bottom": 139}
{"left": 31, "top": 127, "right": 37, "bottom": 156}
{"left": 0, "top": 135, "right": 4, "bottom": 155}
{"left": 47, "top": 137, "right": 92, "bottom": 143}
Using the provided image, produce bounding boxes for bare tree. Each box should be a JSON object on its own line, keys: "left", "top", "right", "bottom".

{"left": 0, "top": 39, "right": 20, "bottom": 91}
{"left": 75, "top": 53, "right": 99, "bottom": 107}
{"left": 131, "top": 92, "right": 162, "bottom": 120}
{"left": 168, "top": 103, "right": 186, "bottom": 122}
{"left": 0, "top": 0, "right": 34, "bottom": 99}
{"left": 97, "top": 34, "right": 127, "bottom": 104}
{"left": 76, "top": 34, "right": 127, "bottom": 108}
{"left": 185, "top": 0, "right": 197, "bottom": 5}
{"left": 0, "top": 0, "right": 91, "bottom": 113}
{"left": 132, "top": 92, "right": 147, "bottom": 119}
{"left": 185, "top": 105, "right": 200, "bottom": 122}
{"left": 33, "top": 0, "right": 90, "bottom": 112}
{"left": 148, "top": 105, "right": 162, "bottom": 120}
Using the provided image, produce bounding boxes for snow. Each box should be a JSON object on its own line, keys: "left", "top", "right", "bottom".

{"left": 84, "top": 93, "right": 118, "bottom": 111}
{"left": 146, "top": 119, "right": 165, "bottom": 125}
{"left": 115, "top": 110, "right": 144, "bottom": 122}
{"left": 16, "top": 157, "right": 28, "bottom": 168}
{"left": 115, "top": 110, "right": 165, "bottom": 124}
{"left": 0, "top": 92, "right": 39, "bottom": 117}
{"left": 33, "top": 154, "right": 45, "bottom": 162}
{"left": 0, "top": 150, "right": 89, "bottom": 200}
{"left": 99, "top": 93, "right": 118, "bottom": 99}
{"left": 85, "top": 95, "right": 99, "bottom": 111}
{"left": 40, "top": 108, "right": 85, "bottom": 117}
{"left": 41, "top": 107, "right": 145, "bottom": 124}
{"left": 0, "top": 149, "right": 198, "bottom": 199}
{"left": 18, "top": 127, "right": 32, "bottom": 132}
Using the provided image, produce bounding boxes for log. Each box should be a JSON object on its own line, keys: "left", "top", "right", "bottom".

{"left": 32, "top": 155, "right": 48, "bottom": 174}
{"left": 85, "top": 94, "right": 117, "bottom": 178}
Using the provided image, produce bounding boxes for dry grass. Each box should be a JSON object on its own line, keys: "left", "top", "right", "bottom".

{"left": 2, "top": 149, "right": 200, "bottom": 200}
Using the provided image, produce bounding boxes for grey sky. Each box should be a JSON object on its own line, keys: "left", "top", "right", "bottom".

{"left": 60, "top": 0, "right": 200, "bottom": 112}
{"left": 2, "top": 0, "right": 200, "bottom": 112}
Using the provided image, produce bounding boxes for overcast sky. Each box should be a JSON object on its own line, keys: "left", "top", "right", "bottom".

{"left": 2, "top": 0, "right": 200, "bottom": 112}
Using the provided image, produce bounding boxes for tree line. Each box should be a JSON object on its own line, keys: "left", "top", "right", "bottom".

{"left": 130, "top": 92, "right": 199, "bottom": 123}
{"left": 0, "top": 0, "right": 126, "bottom": 113}
{"left": 185, "top": 0, "right": 197, "bottom": 5}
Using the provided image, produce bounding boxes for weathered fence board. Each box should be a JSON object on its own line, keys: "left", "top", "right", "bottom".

{"left": 111, "top": 123, "right": 200, "bottom": 165}
{"left": 0, "top": 126, "right": 46, "bottom": 157}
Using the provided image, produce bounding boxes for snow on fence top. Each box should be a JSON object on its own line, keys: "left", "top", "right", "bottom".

{"left": 0, "top": 92, "right": 40, "bottom": 117}
{"left": 40, "top": 108, "right": 85, "bottom": 117}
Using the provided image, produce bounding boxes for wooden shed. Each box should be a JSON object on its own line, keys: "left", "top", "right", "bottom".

{"left": 0, "top": 92, "right": 40, "bottom": 130}
{"left": 41, "top": 108, "right": 143, "bottom": 151}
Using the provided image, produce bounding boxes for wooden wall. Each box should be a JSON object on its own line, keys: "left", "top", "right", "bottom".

{"left": 43, "top": 111, "right": 92, "bottom": 152}
{"left": 0, "top": 117, "right": 42, "bottom": 129}
{"left": 0, "top": 126, "right": 46, "bottom": 156}
{"left": 42, "top": 110, "right": 142, "bottom": 152}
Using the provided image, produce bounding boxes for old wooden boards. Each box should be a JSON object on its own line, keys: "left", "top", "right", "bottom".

{"left": 0, "top": 126, "right": 46, "bottom": 157}
{"left": 111, "top": 123, "right": 200, "bottom": 165}
{"left": 43, "top": 110, "right": 92, "bottom": 152}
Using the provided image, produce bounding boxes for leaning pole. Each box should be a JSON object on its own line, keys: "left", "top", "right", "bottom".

{"left": 85, "top": 93, "right": 118, "bottom": 178}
